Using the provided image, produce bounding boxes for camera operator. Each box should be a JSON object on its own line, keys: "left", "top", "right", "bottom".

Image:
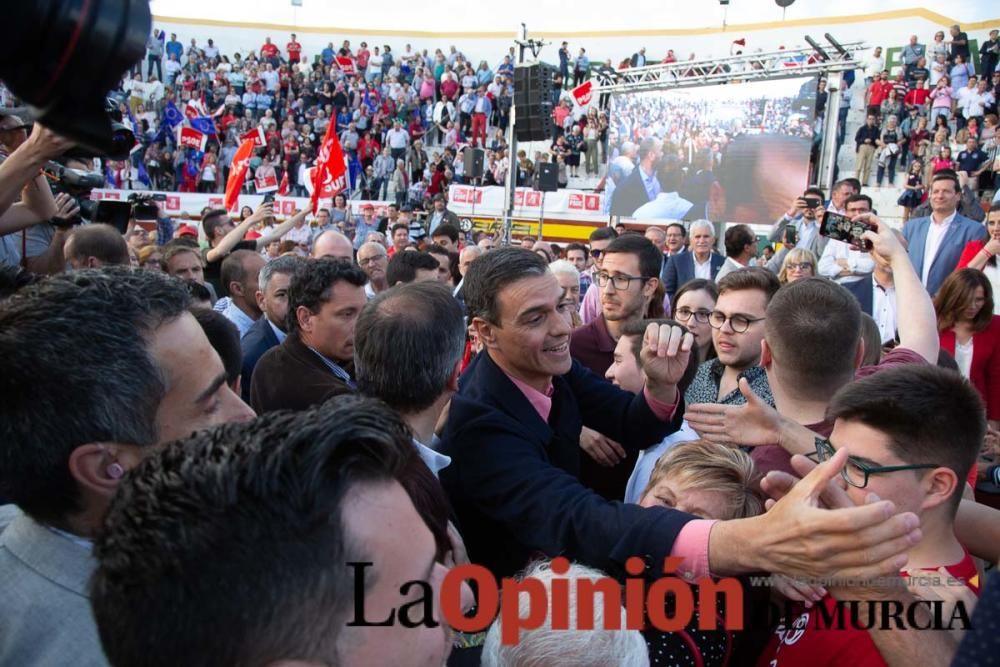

{"left": 0, "top": 119, "right": 75, "bottom": 272}
{"left": 766, "top": 187, "right": 829, "bottom": 272}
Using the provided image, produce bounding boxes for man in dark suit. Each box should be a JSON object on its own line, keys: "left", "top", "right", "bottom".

{"left": 902, "top": 171, "right": 986, "bottom": 295}
{"left": 240, "top": 256, "right": 305, "bottom": 402}
{"left": 250, "top": 259, "right": 368, "bottom": 413}
{"left": 610, "top": 137, "right": 661, "bottom": 216}
{"left": 842, "top": 258, "right": 898, "bottom": 345}
{"left": 661, "top": 219, "right": 725, "bottom": 301}
{"left": 441, "top": 247, "right": 694, "bottom": 580}
{"left": 440, "top": 248, "right": 923, "bottom": 586}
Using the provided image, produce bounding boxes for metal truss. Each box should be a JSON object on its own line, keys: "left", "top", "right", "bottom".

{"left": 593, "top": 42, "right": 867, "bottom": 94}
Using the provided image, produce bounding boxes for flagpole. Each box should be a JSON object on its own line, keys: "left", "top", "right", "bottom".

{"left": 500, "top": 24, "right": 530, "bottom": 248}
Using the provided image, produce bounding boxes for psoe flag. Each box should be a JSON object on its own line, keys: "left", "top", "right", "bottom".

{"left": 571, "top": 80, "right": 593, "bottom": 106}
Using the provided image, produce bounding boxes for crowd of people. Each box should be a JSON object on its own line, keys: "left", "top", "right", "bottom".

{"left": 850, "top": 27, "right": 999, "bottom": 211}
{"left": 2, "top": 90, "right": 1000, "bottom": 665}
{"left": 3, "top": 19, "right": 1000, "bottom": 667}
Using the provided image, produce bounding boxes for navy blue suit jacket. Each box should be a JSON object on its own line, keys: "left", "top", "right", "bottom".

{"left": 610, "top": 166, "right": 653, "bottom": 216}
{"left": 240, "top": 316, "right": 280, "bottom": 403}
{"left": 439, "top": 351, "right": 693, "bottom": 580}
{"left": 662, "top": 251, "right": 725, "bottom": 301}
{"left": 843, "top": 275, "right": 875, "bottom": 316}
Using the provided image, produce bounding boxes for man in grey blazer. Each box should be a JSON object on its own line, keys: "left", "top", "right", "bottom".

{"left": 902, "top": 171, "right": 986, "bottom": 296}
{"left": 0, "top": 269, "right": 253, "bottom": 666}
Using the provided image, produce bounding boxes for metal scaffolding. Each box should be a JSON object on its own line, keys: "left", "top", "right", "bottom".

{"left": 592, "top": 36, "right": 868, "bottom": 197}
{"left": 593, "top": 41, "right": 867, "bottom": 94}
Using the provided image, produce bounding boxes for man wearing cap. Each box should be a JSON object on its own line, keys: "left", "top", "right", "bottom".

{"left": 427, "top": 194, "right": 460, "bottom": 237}
{"left": 352, "top": 204, "right": 379, "bottom": 251}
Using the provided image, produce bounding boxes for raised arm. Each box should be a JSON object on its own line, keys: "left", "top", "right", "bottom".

{"left": 256, "top": 208, "right": 307, "bottom": 248}
{"left": 205, "top": 202, "right": 273, "bottom": 263}
{"left": 859, "top": 213, "right": 939, "bottom": 362}
{"left": 0, "top": 124, "right": 73, "bottom": 230}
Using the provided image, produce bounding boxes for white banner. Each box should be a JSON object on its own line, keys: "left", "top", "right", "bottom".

{"left": 90, "top": 189, "right": 389, "bottom": 219}
{"left": 447, "top": 185, "right": 605, "bottom": 217}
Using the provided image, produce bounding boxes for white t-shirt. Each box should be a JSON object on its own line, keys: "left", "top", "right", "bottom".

{"left": 873, "top": 277, "right": 898, "bottom": 344}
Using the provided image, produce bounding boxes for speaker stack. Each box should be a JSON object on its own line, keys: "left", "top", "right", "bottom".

{"left": 513, "top": 62, "right": 557, "bottom": 142}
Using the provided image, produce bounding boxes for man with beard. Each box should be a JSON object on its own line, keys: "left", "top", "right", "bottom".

{"left": 571, "top": 235, "right": 662, "bottom": 500}
{"left": 610, "top": 137, "right": 662, "bottom": 216}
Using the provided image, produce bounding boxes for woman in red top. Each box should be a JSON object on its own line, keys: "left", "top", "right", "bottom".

{"left": 936, "top": 268, "right": 1000, "bottom": 427}
{"left": 956, "top": 203, "right": 1000, "bottom": 313}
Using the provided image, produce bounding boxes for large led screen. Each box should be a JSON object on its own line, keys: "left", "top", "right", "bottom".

{"left": 605, "top": 76, "right": 818, "bottom": 224}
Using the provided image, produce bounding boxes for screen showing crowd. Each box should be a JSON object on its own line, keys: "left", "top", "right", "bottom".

{"left": 606, "top": 76, "right": 818, "bottom": 224}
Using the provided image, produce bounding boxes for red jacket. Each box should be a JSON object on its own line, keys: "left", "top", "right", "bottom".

{"left": 940, "top": 316, "right": 1000, "bottom": 420}
{"left": 957, "top": 240, "right": 991, "bottom": 269}
{"left": 868, "top": 81, "right": 893, "bottom": 106}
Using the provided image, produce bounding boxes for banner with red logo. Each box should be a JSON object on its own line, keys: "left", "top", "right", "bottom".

{"left": 335, "top": 56, "right": 356, "bottom": 76}
{"left": 255, "top": 173, "right": 278, "bottom": 193}
{"left": 179, "top": 126, "right": 208, "bottom": 151}
{"left": 310, "top": 120, "right": 348, "bottom": 214}
{"left": 224, "top": 139, "right": 256, "bottom": 211}
{"left": 570, "top": 80, "right": 593, "bottom": 107}
{"left": 241, "top": 126, "right": 266, "bottom": 148}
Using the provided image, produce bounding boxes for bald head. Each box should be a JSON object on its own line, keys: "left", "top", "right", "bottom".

{"left": 311, "top": 231, "right": 353, "bottom": 261}
{"left": 459, "top": 246, "right": 484, "bottom": 277}
{"left": 64, "top": 224, "right": 130, "bottom": 270}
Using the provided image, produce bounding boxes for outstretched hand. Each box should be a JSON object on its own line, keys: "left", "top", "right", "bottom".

{"left": 686, "top": 377, "right": 780, "bottom": 447}
{"left": 749, "top": 447, "right": 921, "bottom": 581}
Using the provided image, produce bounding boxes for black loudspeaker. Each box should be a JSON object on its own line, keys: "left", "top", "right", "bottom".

{"left": 537, "top": 162, "right": 558, "bottom": 192}
{"left": 513, "top": 62, "right": 557, "bottom": 142}
{"left": 463, "top": 147, "right": 484, "bottom": 179}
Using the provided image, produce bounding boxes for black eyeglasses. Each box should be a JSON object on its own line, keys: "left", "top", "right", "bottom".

{"left": 595, "top": 271, "right": 652, "bottom": 291}
{"left": 708, "top": 311, "right": 765, "bottom": 334}
{"left": 675, "top": 307, "right": 712, "bottom": 323}
{"left": 590, "top": 249, "right": 604, "bottom": 258}
{"left": 807, "top": 437, "right": 940, "bottom": 489}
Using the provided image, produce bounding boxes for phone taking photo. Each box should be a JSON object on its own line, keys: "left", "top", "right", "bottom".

{"left": 820, "top": 211, "right": 875, "bottom": 250}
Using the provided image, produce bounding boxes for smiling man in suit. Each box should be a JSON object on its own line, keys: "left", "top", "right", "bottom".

{"left": 661, "top": 219, "right": 725, "bottom": 302}
{"left": 240, "top": 255, "right": 305, "bottom": 402}
{"left": 903, "top": 171, "right": 985, "bottom": 295}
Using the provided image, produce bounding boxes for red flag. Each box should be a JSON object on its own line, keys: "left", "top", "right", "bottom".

{"left": 732, "top": 38, "right": 746, "bottom": 46}
{"left": 310, "top": 119, "right": 348, "bottom": 215}
{"left": 277, "top": 170, "right": 289, "bottom": 195}
{"left": 241, "top": 126, "right": 266, "bottom": 148}
{"left": 335, "top": 55, "right": 356, "bottom": 76}
{"left": 178, "top": 126, "right": 208, "bottom": 151}
{"left": 224, "top": 139, "right": 256, "bottom": 211}
{"left": 570, "top": 80, "right": 593, "bottom": 106}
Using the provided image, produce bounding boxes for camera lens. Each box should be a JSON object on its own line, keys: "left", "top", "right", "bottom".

{"left": 0, "top": 0, "right": 150, "bottom": 155}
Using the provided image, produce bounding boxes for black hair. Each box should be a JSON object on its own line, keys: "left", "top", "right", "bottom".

{"left": 602, "top": 234, "right": 663, "bottom": 280}
{"left": 827, "top": 365, "right": 985, "bottom": 512}
{"left": 286, "top": 259, "right": 368, "bottom": 333}
{"left": 465, "top": 247, "right": 548, "bottom": 324}
{"left": 386, "top": 251, "right": 440, "bottom": 285}
{"left": 724, "top": 224, "right": 756, "bottom": 258}
{"left": 565, "top": 242, "right": 589, "bottom": 260}
{"left": 431, "top": 223, "right": 460, "bottom": 243}
{"left": 90, "top": 396, "right": 427, "bottom": 667}
{"left": 589, "top": 226, "right": 618, "bottom": 243}
{"left": 191, "top": 308, "right": 242, "bottom": 388}
{"left": 0, "top": 268, "right": 189, "bottom": 526}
